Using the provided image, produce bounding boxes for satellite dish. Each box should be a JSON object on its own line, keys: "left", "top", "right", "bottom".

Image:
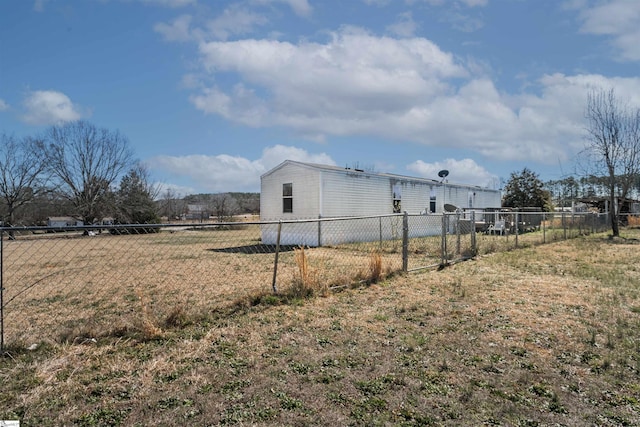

{"left": 438, "top": 170, "right": 449, "bottom": 179}
{"left": 444, "top": 203, "right": 458, "bottom": 212}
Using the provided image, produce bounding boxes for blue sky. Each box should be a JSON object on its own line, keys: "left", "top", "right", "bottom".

{"left": 2, "top": 0, "right": 640, "bottom": 195}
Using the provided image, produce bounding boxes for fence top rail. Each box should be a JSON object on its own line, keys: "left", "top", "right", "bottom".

{"left": 0, "top": 211, "right": 617, "bottom": 234}
{"left": 0, "top": 222, "right": 258, "bottom": 233}
{"left": 0, "top": 214, "right": 408, "bottom": 233}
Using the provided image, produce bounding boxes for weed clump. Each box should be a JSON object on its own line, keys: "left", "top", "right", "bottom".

{"left": 164, "top": 304, "right": 189, "bottom": 328}
{"left": 290, "top": 246, "right": 327, "bottom": 298}
{"left": 355, "top": 250, "right": 387, "bottom": 285}
{"left": 369, "top": 250, "right": 383, "bottom": 283}
{"left": 136, "top": 290, "right": 163, "bottom": 340}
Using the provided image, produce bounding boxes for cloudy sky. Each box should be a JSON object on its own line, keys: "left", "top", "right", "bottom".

{"left": 1, "top": 0, "right": 640, "bottom": 195}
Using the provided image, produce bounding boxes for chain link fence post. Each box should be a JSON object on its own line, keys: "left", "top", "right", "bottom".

{"left": 456, "top": 210, "right": 461, "bottom": 255}
{"left": 441, "top": 214, "right": 447, "bottom": 266}
{"left": 402, "top": 212, "right": 409, "bottom": 272}
{"left": 515, "top": 210, "right": 519, "bottom": 248}
{"left": 471, "top": 211, "right": 477, "bottom": 257}
{"left": 271, "top": 220, "right": 282, "bottom": 294}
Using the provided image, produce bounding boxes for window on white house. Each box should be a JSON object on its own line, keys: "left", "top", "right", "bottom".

{"left": 392, "top": 183, "right": 402, "bottom": 213}
{"left": 430, "top": 188, "right": 436, "bottom": 213}
{"left": 283, "top": 183, "right": 293, "bottom": 213}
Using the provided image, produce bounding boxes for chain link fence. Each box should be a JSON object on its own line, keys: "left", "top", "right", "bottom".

{"left": 0, "top": 211, "right": 615, "bottom": 350}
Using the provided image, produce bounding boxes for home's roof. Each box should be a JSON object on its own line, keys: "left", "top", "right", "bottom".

{"left": 262, "top": 160, "right": 496, "bottom": 191}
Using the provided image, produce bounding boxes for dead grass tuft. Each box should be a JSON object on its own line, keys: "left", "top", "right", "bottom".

{"left": 368, "top": 250, "right": 383, "bottom": 283}
{"left": 164, "top": 304, "right": 189, "bottom": 328}
{"left": 627, "top": 215, "right": 640, "bottom": 227}
{"left": 136, "top": 289, "right": 163, "bottom": 340}
{"left": 354, "top": 250, "right": 388, "bottom": 285}
{"left": 290, "top": 246, "right": 327, "bottom": 298}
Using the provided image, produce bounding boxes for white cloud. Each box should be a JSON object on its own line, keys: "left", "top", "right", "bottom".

{"left": 206, "top": 5, "right": 268, "bottom": 40}
{"left": 185, "top": 22, "right": 640, "bottom": 166}
{"left": 441, "top": 10, "right": 484, "bottom": 33}
{"left": 154, "top": 182, "right": 196, "bottom": 199}
{"left": 575, "top": 0, "right": 640, "bottom": 61}
{"left": 408, "top": 0, "right": 487, "bottom": 7}
{"left": 362, "top": 0, "right": 391, "bottom": 5}
{"left": 21, "top": 90, "right": 84, "bottom": 125}
{"left": 252, "top": 0, "right": 312, "bottom": 17}
{"left": 407, "top": 158, "right": 497, "bottom": 188}
{"left": 458, "top": 0, "right": 488, "bottom": 7}
{"left": 138, "top": 0, "right": 196, "bottom": 8}
{"left": 386, "top": 12, "right": 418, "bottom": 37}
{"left": 154, "top": 14, "right": 193, "bottom": 42}
{"left": 0, "top": 99, "right": 9, "bottom": 111}
{"left": 147, "top": 145, "right": 335, "bottom": 192}
{"left": 154, "top": 0, "right": 311, "bottom": 44}
{"left": 33, "top": 0, "right": 48, "bottom": 12}
{"left": 193, "top": 28, "right": 467, "bottom": 130}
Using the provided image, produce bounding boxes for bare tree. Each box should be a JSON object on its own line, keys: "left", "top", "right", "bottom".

{"left": 0, "top": 134, "right": 49, "bottom": 230}
{"left": 45, "top": 121, "right": 134, "bottom": 225}
{"left": 209, "top": 193, "right": 239, "bottom": 221}
{"left": 160, "top": 187, "right": 182, "bottom": 221}
{"left": 583, "top": 88, "right": 640, "bottom": 236}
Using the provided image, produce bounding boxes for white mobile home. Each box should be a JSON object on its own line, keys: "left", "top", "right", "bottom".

{"left": 47, "top": 217, "right": 84, "bottom": 228}
{"left": 260, "top": 160, "right": 501, "bottom": 245}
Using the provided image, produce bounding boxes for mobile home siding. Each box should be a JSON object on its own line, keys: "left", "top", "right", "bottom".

{"left": 260, "top": 162, "right": 320, "bottom": 220}
{"left": 260, "top": 160, "right": 501, "bottom": 245}
{"left": 320, "top": 170, "right": 390, "bottom": 217}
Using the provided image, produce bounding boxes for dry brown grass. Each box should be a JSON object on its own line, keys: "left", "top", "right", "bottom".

{"left": 628, "top": 215, "right": 640, "bottom": 227}
{"left": 288, "top": 245, "right": 327, "bottom": 298}
{"left": 2, "top": 227, "right": 390, "bottom": 345}
{"left": 368, "top": 250, "right": 383, "bottom": 283}
{"left": 2, "top": 228, "right": 640, "bottom": 425}
{"left": 136, "top": 289, "right": 164, "bottom": 340}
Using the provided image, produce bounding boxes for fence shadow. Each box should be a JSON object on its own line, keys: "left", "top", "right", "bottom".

{"left": 208, "top": 244, "right": 303, "bottom": 254}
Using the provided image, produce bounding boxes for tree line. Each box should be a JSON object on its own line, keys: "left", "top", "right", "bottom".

{"left": 0, "top": 120, "right": 259, "bottom": 229}
{"left": 0, "top": 121, "right": 159, "bottom": 228}
{"left": 503, "top": 170, "right": 640, "bottom": 211}
{"left": 158, "top": 191, "right": 260, "bottom": 222}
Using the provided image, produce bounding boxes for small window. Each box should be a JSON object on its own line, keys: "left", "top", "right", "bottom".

{"left": 392, "top": 183, "right": 402, "bottom": 213}
{"left": 430, "top": 188, "right": 436, "bottom": 213}
{"left": 283, "top": 183, "right": 293, "bottom": 213}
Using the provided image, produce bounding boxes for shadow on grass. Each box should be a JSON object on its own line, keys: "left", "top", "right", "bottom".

{"left": 208, "top": 244, "right": 305, "bottom": 254}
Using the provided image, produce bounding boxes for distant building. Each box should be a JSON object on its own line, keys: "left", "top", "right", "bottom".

{"left": 184, "top": 204, "right": 210, "bottom": 221}
{"left": 47, "top": 217, "right": 83, "bottom": 227}
{"left": 577, "top": 197, "right": 640, "bottom": 215}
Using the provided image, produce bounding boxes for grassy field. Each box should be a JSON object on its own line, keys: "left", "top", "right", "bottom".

{"left": 1, "top": 224, "right": 404, "bottom": 346}
{"left": 1, "top": 228, "right": 640, "bottom": 425}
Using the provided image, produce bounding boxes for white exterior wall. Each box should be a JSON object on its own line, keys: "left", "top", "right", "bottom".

{"left": 440, "top": 185, "right": 501, "bottom": 212}
{"left": 321, "top": 172, "right": 447, "bottom": 216}
{"left": 260, "top": 161, "right": 501, "bottom": 246}
{"left": 260, "top": 162, "right": 320, "bottom": 221}
{"left": 321, "top": 171, "right": 392, "bottom": 217}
